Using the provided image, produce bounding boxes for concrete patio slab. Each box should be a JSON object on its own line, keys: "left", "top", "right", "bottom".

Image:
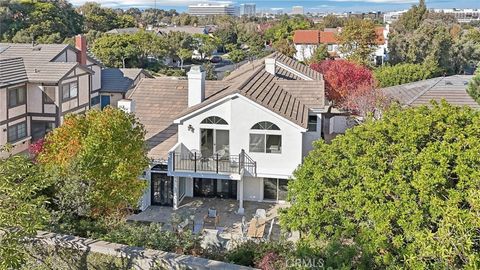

{"left": 128, "top": 198, "right": 289, "bottom": 242}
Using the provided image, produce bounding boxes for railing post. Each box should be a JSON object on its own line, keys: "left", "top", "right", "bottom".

{"left": 172, "top": 152, "right": 175, "bottom": 171}
{"left": 194, "top": 152, "right": 197, "bottom": 172}
{"left": 216, "top": 153, "right": 219, "bottom": 174}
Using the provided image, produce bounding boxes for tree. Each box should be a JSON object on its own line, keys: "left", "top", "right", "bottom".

{"left": 92, "top": 34, "right": 138, "bottom": 68}
{"left": 374, "top": 63, "right": 441, "bottom": 87}
{"left": 227, "top": 49, "right": 246, "bottom": 67}
{"left": 467, "top": 70, "right": 480, "bottom": 104}
{"left": 92, "top": 31, "right": 165, "bottom": 68}
{"left": 393, "top": 0, "right": 427, "bottom": 33}
{"left": 308, "top": 44, "right": 329, "bottom": 64}
{"left": 310, "top": 60, "right": 374, "bottom": 106}
{"left": 338, "top": 18, "right": 377, "bottom": 66}
{"left": 282, "top": 101, "right": 480, "bottom": 269}
{"left": 321, "top": 14, "right": 345, "bottom": 28}
{"left": 0, "top": 0, "right": 83, "bottom": 43}
{"left": 192, "top": 34, "right": 219, "bottom": 60}
{"left": 273, "top": 39, "right": 296, "bottom": 58}
{"left": 177, "top": 48, "right": 192, "bottom": 70}
{"left": 0, "top": 147, "right": 50, "bottom": 268}
{"left": 37, "top": 108, "right": 148, "bottom": 218}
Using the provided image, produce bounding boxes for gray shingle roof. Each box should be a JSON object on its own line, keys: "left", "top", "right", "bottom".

{"left": 0, "top": 57, "right": 28, "bottom": 87}
{"left": 106, "top": 28, "right": 141, "bottom": 34}
{"left": 101, "top": 68, "right": 152, "bottom": 93}
{"left": 0, "top": 43, "right": 90, "bottom": 83}
{"left": 381, "top": 75, "right": 479, "bottom": 109}
{"left": 129, "top": 53, "right": 326, "bottom": 159}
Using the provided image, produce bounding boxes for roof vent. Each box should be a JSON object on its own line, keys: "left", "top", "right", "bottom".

{"left": 32, "top": 46, "right": 42, "bottom": 51}
{"left": 445, "top": 81, "right": 453, "bottom": 85}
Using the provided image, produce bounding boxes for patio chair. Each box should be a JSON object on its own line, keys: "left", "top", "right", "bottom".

{"left": 177, "top": 218, "right": 189, "bottom": 233}
{"left": 203, "top": 208, "right": 220, "bottom": 229}
{"left": 255, "top": 209, "right": 267, "bottom": 219}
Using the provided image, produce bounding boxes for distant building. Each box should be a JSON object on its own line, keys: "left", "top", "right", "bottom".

{"left": 383, "top": 10, "right": 408, "bottom": 24}
{"left": 432, "top": 8, "right": 480, "bottom": 23}
{"left": 293, "top": 26, "right": 389, "bottom": 65}
{"left": 240, "top": 3, "right": 256, "bottom": 16}
{"left": 292, "top": 6, "right": 304, "bottom": 15}
{"left": 384, "top": 8, "right": 480, "bottom": 24}
{"left": 188, "top": 3, "right": 237, "bottom": 16}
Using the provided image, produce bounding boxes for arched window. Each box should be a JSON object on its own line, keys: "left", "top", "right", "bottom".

{"left": 249, "top": 121, "right": 282, "bottom": 154}
{"left": 201, "top": 116, "right": 228, "bottom": 125}
{"left": 251, "top": 121, "right": 280, "bottom": 130}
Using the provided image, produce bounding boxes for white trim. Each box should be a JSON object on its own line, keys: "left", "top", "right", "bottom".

{"left": 276, "top": 62, "right": 313, "bottom": 81}
{"left": 174, "top": 93, "right": 307, "bottom": 132}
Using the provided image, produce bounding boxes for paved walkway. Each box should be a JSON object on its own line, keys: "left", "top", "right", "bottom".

{"left": 128, "top": 198, "right": 288, "bottom": 241}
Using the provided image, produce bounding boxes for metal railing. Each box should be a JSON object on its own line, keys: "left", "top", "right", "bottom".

{"left": 172, "top": 149, "right": 256, "bottom": 176}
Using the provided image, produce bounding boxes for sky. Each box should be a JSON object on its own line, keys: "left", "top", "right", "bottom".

{"left": 69, "top": 0, "right": 480, "bottom": 13}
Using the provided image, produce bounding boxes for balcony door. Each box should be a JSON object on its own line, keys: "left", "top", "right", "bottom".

{"left": 200, "top": 129, "right": 229, "bottom": 158}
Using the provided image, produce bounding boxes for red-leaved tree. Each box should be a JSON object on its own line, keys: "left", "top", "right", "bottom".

{"left": 310, "top": 60, "right": 376, "bottom": 113}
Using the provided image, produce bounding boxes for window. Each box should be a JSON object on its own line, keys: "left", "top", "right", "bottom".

{"left": 249, "top": 121, "right": 282, "bottom": 153}
{"left": 307, "top": 115, "right": 317, "bottom": 132}
{"left": 91, "top": 96, "right": 100, "bottom": 105}
{"left": 8, "top": 87, "right": 26, "bottom": 108}
{"left": 264, "top": 178, "right": 288, "bottom": 201}
{"left": 7, "top": 121, "right": 27, "bottom": 142}
{"left": 252, "top": 121, "right": 280, "bottom": 130}
{"left": 327, "top": 44, "right": 333, "bottom": 51}
{"left": 62, "top": 81, "right": 78, "bottom": 101}
{"left": 201, "top": 116, "right": 228, "bottom": 125}
{"left": 43, "top": 86, "right": 56, "bottom": 104}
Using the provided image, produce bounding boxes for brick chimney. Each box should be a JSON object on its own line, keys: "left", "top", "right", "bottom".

{"left": 75, "top": 34, "right": 87, "bottom": 65}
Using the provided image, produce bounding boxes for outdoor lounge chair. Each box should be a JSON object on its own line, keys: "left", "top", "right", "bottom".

{"left": 203, "top": 208, "right": 220, "bottom": 228}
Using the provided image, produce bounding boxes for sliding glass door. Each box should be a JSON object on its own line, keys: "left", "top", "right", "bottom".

{"left": 200, "top": 129, "right": 229, "bottom": 158}
{"left": 263, "top": 178, "right": 288, "bottom": 201}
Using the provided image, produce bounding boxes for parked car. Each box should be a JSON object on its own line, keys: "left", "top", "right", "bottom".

{"left": 210, "top": 56, "right": 222, "bottom": 63}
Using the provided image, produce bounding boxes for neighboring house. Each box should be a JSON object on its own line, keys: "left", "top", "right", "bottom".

{"left": 99, "top": 68, "right": 153, "bottom": 109}
{"left": 293, "top": 26, "right": 389, "bottom": 65}
{"left": 381, "top": 75, "right": 479, "bottom": 108}
{"left": 0, "top": 35, "right": 102, "bottom": 157}
{"left": 106, "top": 27, "right": 142, "bottom": 34}
{"left": 126, "top": 52, "right": 348, "bottom": 213}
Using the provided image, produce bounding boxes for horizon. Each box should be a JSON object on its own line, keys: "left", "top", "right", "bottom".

{"left": 68, "top": 0, "right": 480, "bottom": 13}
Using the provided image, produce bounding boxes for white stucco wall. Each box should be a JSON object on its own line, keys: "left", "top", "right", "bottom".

{"left": 242, "top": 176, "right": 263, "bottom": 202}
{"left": 90, "top": 64, "right": 102, "bottom": 91}
{"left": 0, "top": 88, "right": 6, "bottom": 122}
{"left": 177, "top": 95, "right": 304, "bottom": 179}
{"left": 27, "top": 84, "right": 43, "bottom": 113}
{"left": 294, "top": 44, "right": 317, "bottom": 62}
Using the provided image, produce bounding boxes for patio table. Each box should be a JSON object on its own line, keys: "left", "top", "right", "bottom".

{"left": 247, "top": 217, "right": 266, "bottom": 238}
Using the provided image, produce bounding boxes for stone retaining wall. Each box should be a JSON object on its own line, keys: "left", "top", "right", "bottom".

{"left": 35, "top": 231, "right": 256, "bottom": 270}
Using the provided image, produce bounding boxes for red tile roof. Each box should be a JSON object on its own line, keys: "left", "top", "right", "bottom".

{"left": 294, "top": 27, "right": 386, "bottom": 45}
{"left": 293, "top": 30, "right": 320, "bottom": 44}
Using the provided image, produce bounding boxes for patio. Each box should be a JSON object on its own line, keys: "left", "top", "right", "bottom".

{"left": 127, "top": 198, "right": 289, "bottom": 243}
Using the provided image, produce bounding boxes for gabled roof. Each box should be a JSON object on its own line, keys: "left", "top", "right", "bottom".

{"left": 0, "top": 43, "right": 93, "bottom": 84}
{"left": 381, "top": 75, "right": 479, "bottom": 109}
{"left": 0, "top": 57, "right": 28, "bottom": 87}
{"left": 101, "top": 68, "right": 152, "bottom": 93}
{"left": 293, "top": 27, "right": 386, "bottom": 46}
{"left": 293, "top": 30, "right": 320, "bottom": 44}
{"left": 129, "top": 53, "right": 325, "bottom": 159}
{"left": 106, "top": 28, "right": 141, "bottom": 34}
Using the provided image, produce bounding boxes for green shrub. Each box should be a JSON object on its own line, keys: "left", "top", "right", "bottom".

{"left": 374, "top": 62, "right": 441, "bottom": 88}
{"left": 467, "top": 69, "right": 480, "bottom": 104}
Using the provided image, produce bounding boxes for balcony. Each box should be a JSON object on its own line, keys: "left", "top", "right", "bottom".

{"left": 169, "top": 144, "right": 256, "bottom": 177}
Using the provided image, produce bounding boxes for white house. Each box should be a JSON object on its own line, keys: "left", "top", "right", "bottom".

{"left": 293, "top": 27, "right": 389, "bottom": 65}
{"left": 127, "top": 53, "right": 347, "bottom": 214}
